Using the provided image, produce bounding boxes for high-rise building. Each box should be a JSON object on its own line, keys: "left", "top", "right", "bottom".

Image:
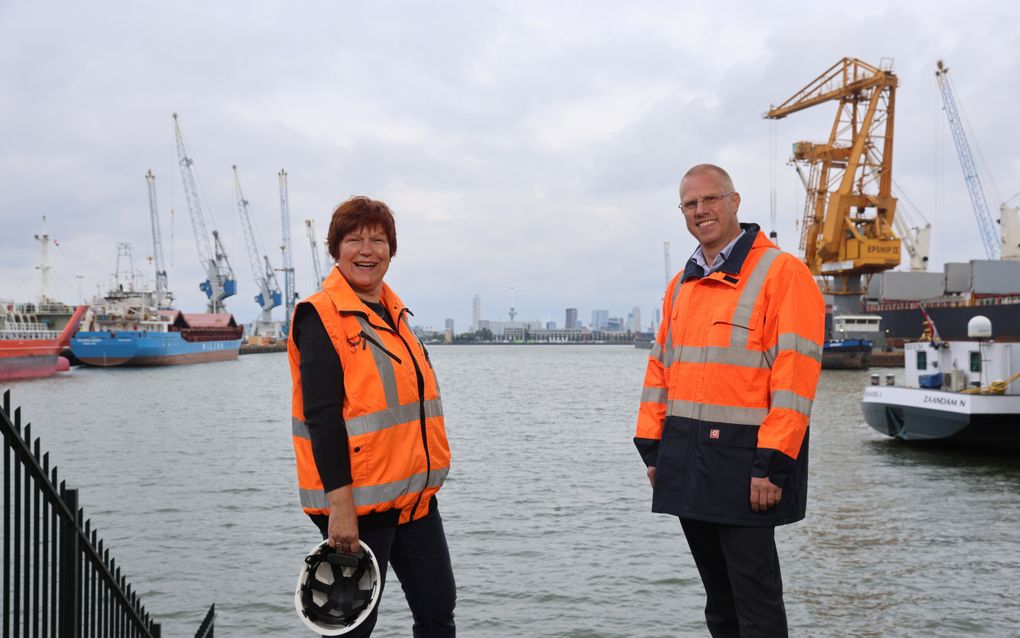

{"left": 445, "top": 318, "right": 454, "bottom": 332}
{"left": 630, "top": 306, "right": 642, "bottom": 333}
{"left": 472, "top": 294, "right": 481, "bottom": 332}
{"left": 591, "top": 309, "right": 609, "bottom": 331}
{"left": 565, "top": 308, "right": 578, "bottom": 332}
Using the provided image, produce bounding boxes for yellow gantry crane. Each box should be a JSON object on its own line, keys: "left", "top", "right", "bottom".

{"left": 765, "top": 57, "right": 901, "bottom": 295}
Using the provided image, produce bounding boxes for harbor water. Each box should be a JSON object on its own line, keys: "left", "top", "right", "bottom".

{"left": 4, "top": 345, "right": 1020, "bottom": 637}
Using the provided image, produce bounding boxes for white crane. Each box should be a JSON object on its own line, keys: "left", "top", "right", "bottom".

{"left": 233, "top": 165, "right": 282, "bottom": 336}
{"left": 145, "top": 170, "right": 173, "bottom": 308}
{"left": 304, "top": 218, "right": 331, "bottom": 290}
{"left": 278, "top": 170, "right": 297, "bottom": 336}
{"left": 172, "top": 113, "right": 237, "bottom": 313}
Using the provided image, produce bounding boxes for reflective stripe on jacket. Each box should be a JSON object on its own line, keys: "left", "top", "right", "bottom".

{"left": 634, "top": 225, "right": 824, "bottom": 526}
{"left": 288, "top": 268, "right": 450, "bottom": 524}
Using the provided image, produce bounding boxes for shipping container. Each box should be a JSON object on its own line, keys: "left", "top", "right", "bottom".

{"left": 867, "top": 271, "right": 944, "bottom": 301}
{"left": 971, "top": 260, "right": 1020, "bottom": 295}
{"left": 944, "top": 262, "right": 971, "bottom": 294}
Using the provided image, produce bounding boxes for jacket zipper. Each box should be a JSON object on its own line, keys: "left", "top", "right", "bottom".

{"left": 394, "top": 309, "right": 431, "bottom": 521}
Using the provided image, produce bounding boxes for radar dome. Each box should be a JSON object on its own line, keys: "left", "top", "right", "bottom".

{"left": 967, "top": 315, "right": 992, "bottom": 339}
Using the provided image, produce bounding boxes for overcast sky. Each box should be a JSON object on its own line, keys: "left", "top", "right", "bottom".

{"left": 2, "top": 1, "right": 1018, "bottom": 331}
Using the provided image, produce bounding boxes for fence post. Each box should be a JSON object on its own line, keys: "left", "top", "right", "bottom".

{"left": 58, "top": 485, "right": 81, "bottom": 638}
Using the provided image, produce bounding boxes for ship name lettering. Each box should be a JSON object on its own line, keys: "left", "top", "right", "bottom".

{"left": 923, "top": 394, "right": 962, "bottom": 407}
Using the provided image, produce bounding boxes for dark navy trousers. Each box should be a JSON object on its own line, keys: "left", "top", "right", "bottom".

{"left": 680, "top": 518, "right": 788, "bottom": 638}
{"left": 311, "top": 504, "right": 456, "bottom": 637}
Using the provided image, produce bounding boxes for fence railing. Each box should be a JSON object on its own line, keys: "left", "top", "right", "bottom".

{"left": 2, "top": 389, "right": 214, "bottom": 637}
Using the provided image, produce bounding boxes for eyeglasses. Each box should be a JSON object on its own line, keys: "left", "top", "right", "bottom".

{"left": 679, "top": 192, "right": 733, "bottom": 214}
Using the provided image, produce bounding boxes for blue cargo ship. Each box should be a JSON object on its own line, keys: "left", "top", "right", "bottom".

{"left": 71, "top": 308, "right": 243, "bottom": 367}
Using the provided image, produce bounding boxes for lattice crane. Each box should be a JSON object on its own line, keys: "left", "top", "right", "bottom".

{"left": 764, "top": 58, "right": 902, "bottom": 294}
{"left": 305, "top": 218, "right": 331, "bottom": 290}
{"left": 145, "top": 170, "right": 173, "bottom": 308}
{"left": 172, "top": 113, "right": 237, "bottom": 313}
{"left": 233, "top": 165, "right": 282, "bottom": 335}
{"left": 935, "top": 60, "right": 1020, "bottom": 260}
{"left": 278, "top": 170, "right": 298, "bottom": 336}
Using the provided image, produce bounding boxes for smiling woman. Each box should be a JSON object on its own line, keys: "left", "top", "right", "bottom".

{"left": 287, "top": 196, "right": 456, "bottom": 637}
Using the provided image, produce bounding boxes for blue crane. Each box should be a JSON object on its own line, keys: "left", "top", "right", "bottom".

{"left": 232, "top": 165, "right": 282, "bottom": 336}
{"left": 172, "top": 113, "right": 237, "bottom": 312}
{"left": 935, "top": 60, "right": 1000, "bottom": 260}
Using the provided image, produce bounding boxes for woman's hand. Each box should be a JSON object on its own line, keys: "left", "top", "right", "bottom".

{"left": 326, "top": 485, "right": 360, "bottom": 553}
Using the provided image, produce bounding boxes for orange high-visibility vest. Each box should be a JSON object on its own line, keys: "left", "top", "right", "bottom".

{"left": 634, "top": 226, "right": 824, "bottom": 526}
{"left": 288, "top": 268, "right": 450, "bottom": 525}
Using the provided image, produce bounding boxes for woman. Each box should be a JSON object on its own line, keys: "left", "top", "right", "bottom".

{"left": 288, "top": 196, "right": 455, "bottom": 636}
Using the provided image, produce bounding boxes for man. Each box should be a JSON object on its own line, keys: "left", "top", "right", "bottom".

{"left": 634, "top": 164, "right": 824, "bottom": 637}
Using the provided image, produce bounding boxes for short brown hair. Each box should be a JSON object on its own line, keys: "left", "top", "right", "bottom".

{"left": 326, "top": 196, "right": 397, "bottom": 260}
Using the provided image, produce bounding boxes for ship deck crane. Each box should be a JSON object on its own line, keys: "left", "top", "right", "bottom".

{"left": 172, "top": 113, "right": 237, "bottom": 313}
{"left": 764, "top": 57, "right": 902, "bottom": 298}
{"left": 278, "top": 170, "right": 297, "bottom": 336}
{"left": 233, "top": 165, "right": 282, "bottom": 336}
{"left": 935, "top": 60, "right": 1020, "bottom": 260}
{"left": 145, "top": 170, "right": 173, "bottom": 308}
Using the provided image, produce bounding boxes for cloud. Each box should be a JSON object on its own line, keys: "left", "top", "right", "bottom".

{"left": 2, "top": 0, "right": 1018, "bottom": 330}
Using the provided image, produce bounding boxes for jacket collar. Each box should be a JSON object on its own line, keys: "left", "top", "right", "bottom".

{"left": 321, "top": 266, "right": 407, "bottom": 326}
{"left": 681, "top": 223, "right": 765, "bottom": 284}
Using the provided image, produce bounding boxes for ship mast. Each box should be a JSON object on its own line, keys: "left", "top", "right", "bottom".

{"left": 33, "top": 217, "right": 53, "bottom": 306}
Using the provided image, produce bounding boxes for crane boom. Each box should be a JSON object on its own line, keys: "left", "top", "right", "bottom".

{"left": 935, "top": 60, "right": 1000, "bottom": 260}
{"left": 305, "top": 219, "right": 325, "bottom": 289}
{"left": 233, "top": 166, "right": 282, "bottom": 330}
{"left": 765, "top": 57, "right": 901, "bottom": 292}
{"left": 279, "top": 170, "right": 297, "bottom": 336}
{"left": 145, "top": 170, "right": 172, "bottom": 308}
{"left": 172, "top": 113, "right": 236, "bottom": 312}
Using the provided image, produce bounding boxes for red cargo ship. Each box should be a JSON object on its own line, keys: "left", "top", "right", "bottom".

{"left": 0, "top": 304, "right": 88, "bottom": 381}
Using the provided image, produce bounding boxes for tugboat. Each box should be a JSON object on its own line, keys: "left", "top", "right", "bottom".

{"left": 861, "top": 315, "right": 1020, "bottom": 447}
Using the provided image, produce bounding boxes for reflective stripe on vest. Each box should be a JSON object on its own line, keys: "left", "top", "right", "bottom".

{"left": 299, "top": 467, "right": 450, "bottom": 511}
{"left": 666, "top": 399, "right": 768, "bottom": 426}
{"left": 292, "top": 400, "right": 445, "bottom": 440}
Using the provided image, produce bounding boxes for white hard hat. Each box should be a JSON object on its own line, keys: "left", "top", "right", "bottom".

{"left": 294, "top": 539, "right": 381, "bottom": 635}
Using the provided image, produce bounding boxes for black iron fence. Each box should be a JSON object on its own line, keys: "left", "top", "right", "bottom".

{"left": 2, "top": 389, "right": 214, "bottom": 637}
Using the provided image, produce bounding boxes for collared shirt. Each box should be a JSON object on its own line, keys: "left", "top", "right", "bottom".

{"left": 690, "top": 230, "right": 745, "bottom": 275}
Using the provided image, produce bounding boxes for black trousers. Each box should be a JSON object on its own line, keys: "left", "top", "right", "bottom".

{"left": 680, "top": 518, "right": 787, "bottom": 638}
{"left": 311, "top": 504, "right": 456, "bottom": 637}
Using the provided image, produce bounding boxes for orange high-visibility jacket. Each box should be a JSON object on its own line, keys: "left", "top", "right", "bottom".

{"left": 634, "top": 225, "right": 824, "bottom": 526}
{"left": 288, "top": 268, "right": 450, "bottom": 525}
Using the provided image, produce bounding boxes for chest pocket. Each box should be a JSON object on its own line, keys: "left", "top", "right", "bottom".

{"left": 709, "top": 317, "right": 752, "bottom": 348}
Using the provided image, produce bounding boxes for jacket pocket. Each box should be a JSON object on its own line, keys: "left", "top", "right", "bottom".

{"left": 347, "top": 436, "right": 377, "bottom": 487}
{"left": 359, "top": 330, "right": 402, "bottom": 364}
{"left": 695, "top": 422, "right": 758, "bottom": 517}
{"left": 709, "top": 319, "right": 751, "bottom": 345}
{"left": 653, "top": 417, "right": 695, "bottom": 511}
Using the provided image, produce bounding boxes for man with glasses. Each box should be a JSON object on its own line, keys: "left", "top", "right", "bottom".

{"left": 634, "top": 164, "right": 824, "bottom": 637}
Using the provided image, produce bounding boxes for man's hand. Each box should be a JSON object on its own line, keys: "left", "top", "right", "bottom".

{"left": 749, "top": 476, "right": 782, "bottom": 512}
{"left": 647, "top": 466, "right": 656, "bottom": 488}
